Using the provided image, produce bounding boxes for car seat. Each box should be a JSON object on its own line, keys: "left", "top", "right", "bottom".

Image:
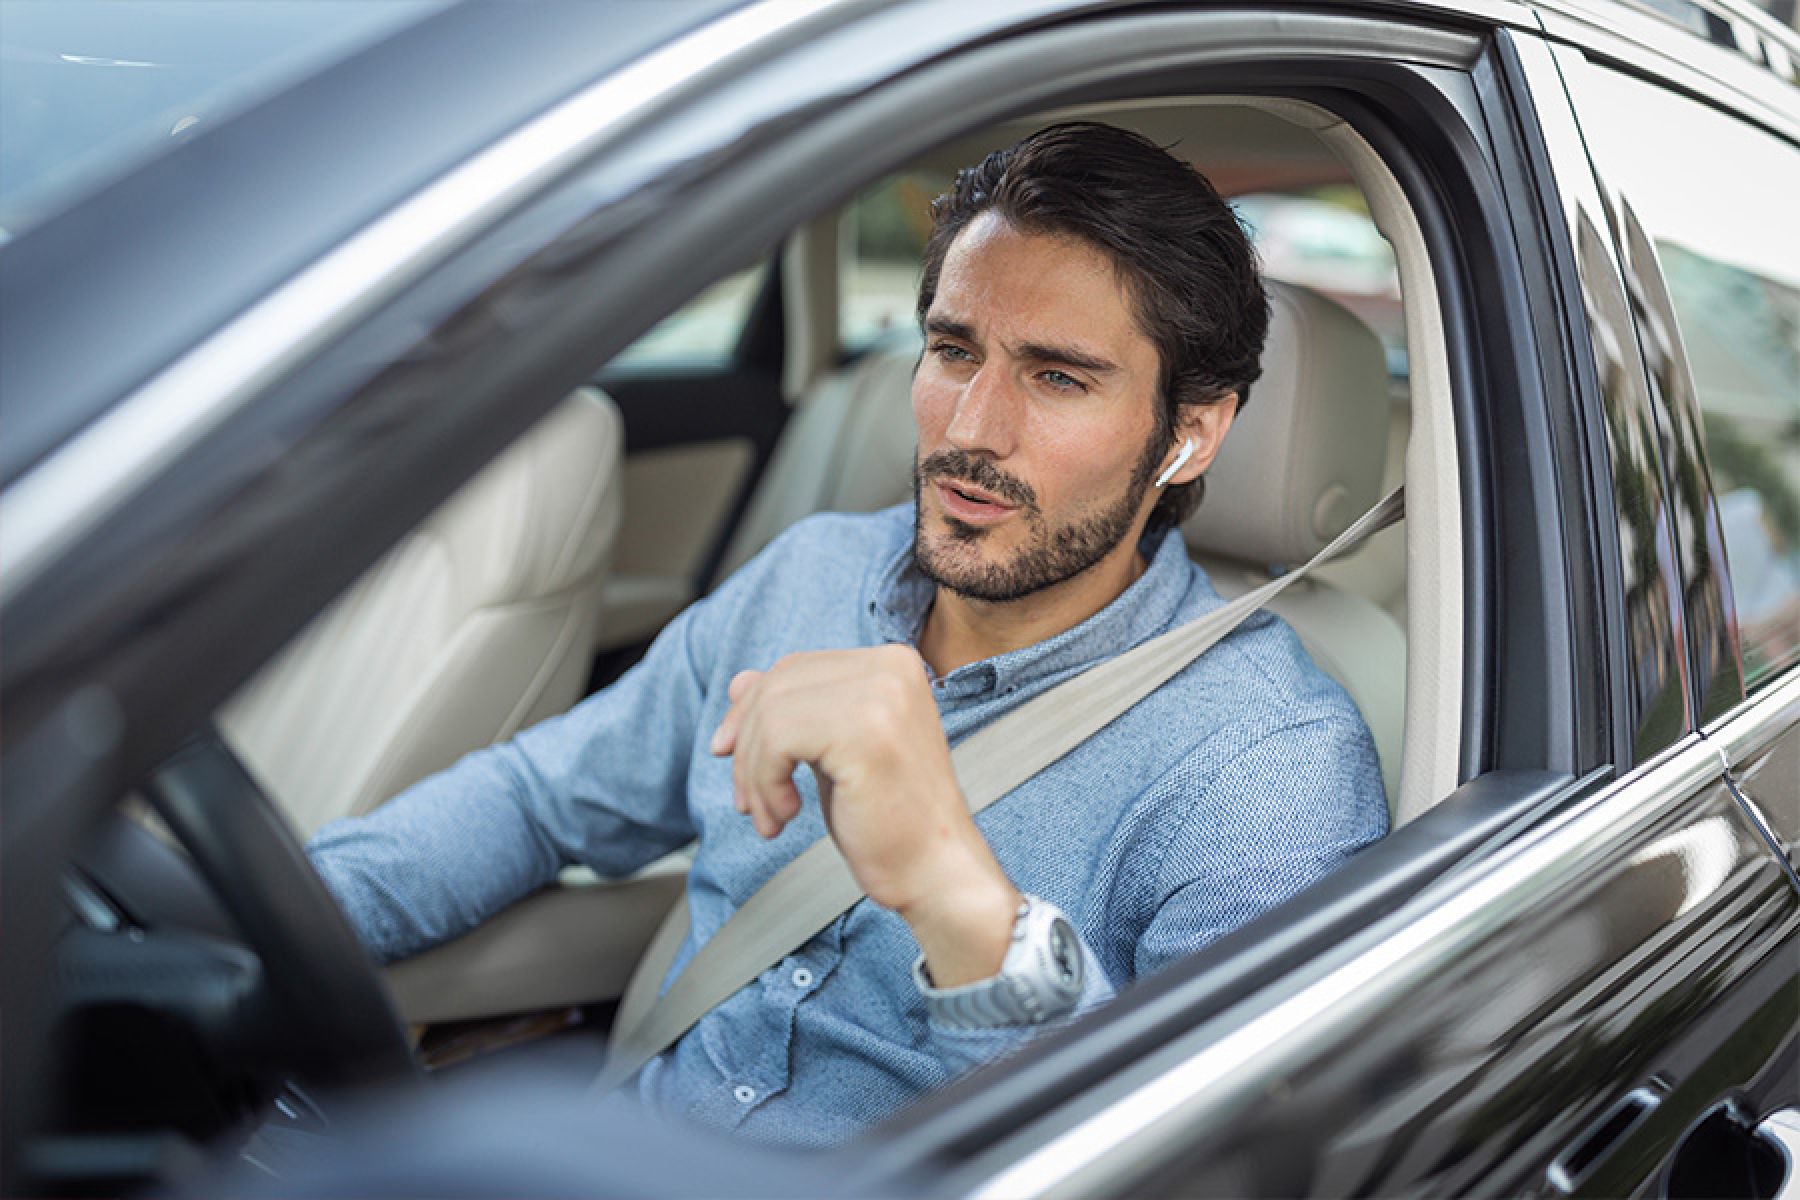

{"left": 217, "top": 388, "right": 626, "bottom": 839}
{"left": 376, "top": 285, "right": 1403, "bottom": 1023}
{"left": 1180, "top": 283, "right": 1401, "bottom": 802}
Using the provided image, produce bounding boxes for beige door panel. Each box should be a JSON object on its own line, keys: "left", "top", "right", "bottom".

{"left": 597, "top": 438, "right": 754, "bottom": 650}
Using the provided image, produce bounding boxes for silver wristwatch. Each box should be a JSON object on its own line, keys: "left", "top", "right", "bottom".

{"left": 913, "top": 895, "right": 1084, "bottom": 1029}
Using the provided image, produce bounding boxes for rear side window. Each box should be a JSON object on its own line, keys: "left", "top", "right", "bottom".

{"left": 1234, "top": 189, "right": 1404, "bottom": 378}
{"left": 839, "top": 172, "right": 945, "bottom": 353}
{"left": 1568, "top": 66, "right": 1800, "bottom": 690}
{"left": 608, "top": 261, "right": 767, "bottom": 371}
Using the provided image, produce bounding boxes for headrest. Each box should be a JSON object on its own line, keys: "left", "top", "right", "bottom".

{"left": 429, "top": 386, "right": 624, "bottom": 606}
{"left": 1181, "top": 281, "right": 1389, "bottom": 566}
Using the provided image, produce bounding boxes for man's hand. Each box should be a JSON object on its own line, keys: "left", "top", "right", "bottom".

{"left": 709, "top": 646, "right": 1020, "bottom": 987}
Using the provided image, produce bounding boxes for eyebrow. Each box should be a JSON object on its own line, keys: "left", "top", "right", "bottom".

{"left": 924, "top": 316, "right": 1121, "bottom": 376}
{"left": 924, "top": 316, "right": 976, "bottom": 342}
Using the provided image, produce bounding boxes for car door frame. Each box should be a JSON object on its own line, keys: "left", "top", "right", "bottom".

{"left": 4, "top": 1, "right": 1796, "bottom": 1197}
{"left": 866, "top": 14, "right": 1800, "bottom": 1200}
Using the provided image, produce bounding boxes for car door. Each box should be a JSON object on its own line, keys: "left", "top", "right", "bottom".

{"left": 861, "top": 14, "right": 1800, "bottom": 1199}
{"left": 5, "top": 1, "right": 1796, "bottom": 1197}
{"left": 1544, "top": 22, "right": 1800, "bottom": 1192}
{"left": 1542, "top": 17, "right": 1800, "bottom": 873}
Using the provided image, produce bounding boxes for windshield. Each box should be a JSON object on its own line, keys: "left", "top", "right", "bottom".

{"left": 0, "top": 0, "right": 446, "bottom": 244}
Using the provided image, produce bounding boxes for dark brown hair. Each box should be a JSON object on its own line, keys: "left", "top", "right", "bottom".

{"left": 917, "top": 122, "right": 1269, "bottom": 529}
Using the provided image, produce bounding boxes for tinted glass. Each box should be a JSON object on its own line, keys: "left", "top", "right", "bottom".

{"left": 0, "top": 0, "right": 443, "bottom": 242}
{"left": 1235, "top": 188, "right": 1404, "bottom": 377}
{"left": 1571, "top": 67, "right": 1800, "bottom": 690}
{"left": 610, "top": 263, "right": 767, "bottom": 370}
{"left": 840, "top": 172, "right": 945, "bottom": 352}
{"left": 1744, "top": 0, "right": 1798, "bottom": 35}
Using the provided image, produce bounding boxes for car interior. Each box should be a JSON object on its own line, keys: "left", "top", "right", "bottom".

{"left": 181, "top": 93, "right": 1462, "bottom": 1091}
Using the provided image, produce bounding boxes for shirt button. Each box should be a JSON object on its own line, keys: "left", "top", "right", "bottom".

{"left": 791, "top": 967, "right": 814, "bottom": 988}
{"left": 733, "top": 1084, "right": 757, "bottom": 1105}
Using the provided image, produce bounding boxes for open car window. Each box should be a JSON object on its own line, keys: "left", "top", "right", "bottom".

{"left": 206, "top": 92, "right": 1435, "bottom": 1136}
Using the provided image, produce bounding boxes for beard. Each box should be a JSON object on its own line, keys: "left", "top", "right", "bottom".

{"left": 911, "top": 435, "right": 1164, "bottom": 603}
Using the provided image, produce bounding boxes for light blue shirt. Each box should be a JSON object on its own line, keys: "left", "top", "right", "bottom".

{"left": 308, "top": 504, "right": 1386, "bottom": 1147}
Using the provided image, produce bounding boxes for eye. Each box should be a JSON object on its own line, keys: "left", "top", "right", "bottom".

{"left": 930, "top": 341, "right": 975, "bottom": 364}
{"left": 1040, "top": 369, "right": 1086, "bottom": 393}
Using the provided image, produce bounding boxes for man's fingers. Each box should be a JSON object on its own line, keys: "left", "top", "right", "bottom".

{"left": 739, "top": 773, "right": 800, "bottom": 839}
{"left": 710, "top": 670, "right": 765, "bottom": 756}
{"left": 738, "top": 748, "right": 799, "bottom": 840}
{"left": 727, "top": 669, "right": 762, "bottom": 701}
{"left": 731, "top": 703, "right": 817, "bottom": 840}
{"left": 718, "top": 653, "right": 877, "bottom": 839}
{"left": 767, "top": 780, "right": 803, "bottom": 826}
{"left": 741, "top": 779, "right": 803, "bottom": 840}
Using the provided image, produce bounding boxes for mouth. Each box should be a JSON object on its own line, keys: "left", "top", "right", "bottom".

{"left": 933, "top": 479, "right": 1019, "bottom": 525}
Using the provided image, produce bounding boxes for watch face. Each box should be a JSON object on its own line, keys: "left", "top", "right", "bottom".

{"left": 1049, "top": 918, "right": 1078, "bottom": 987}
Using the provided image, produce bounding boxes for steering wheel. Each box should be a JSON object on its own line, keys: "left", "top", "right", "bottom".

{"left": 142, "top": 727, "right": 419, "bottom": 1088}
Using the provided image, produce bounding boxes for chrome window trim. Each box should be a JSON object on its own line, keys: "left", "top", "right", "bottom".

{"left": 1706, "top": 668, "right": 1800, "bottom": 764}
{"left": 955, "top": 738, "right": 1724, "bottom": 1199}
{"left": 0, "top": 0, "right": 837, "bottom": 606}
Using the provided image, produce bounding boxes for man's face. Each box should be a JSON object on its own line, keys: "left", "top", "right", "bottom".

{"left": 912, "top": 212, "right": 1168, "bottom": 603}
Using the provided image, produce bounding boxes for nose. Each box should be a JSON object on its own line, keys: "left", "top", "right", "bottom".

{"left": 944, "top": 363, "right": 1021, "bottom": 459}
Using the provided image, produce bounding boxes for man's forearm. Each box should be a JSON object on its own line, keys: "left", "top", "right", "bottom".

{"left": 893, "top": 841, "right": 1021, "bottom": 988}
{"left": 307, "top": 746, "right": 563, "bottom": 962}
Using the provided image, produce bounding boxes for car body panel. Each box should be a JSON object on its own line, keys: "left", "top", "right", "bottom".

{"left": 2, "top": 1, "right": 1797, "bottom": 1196}
{"left": 940, "top": 736, "right": 1798, "bottom": 1197}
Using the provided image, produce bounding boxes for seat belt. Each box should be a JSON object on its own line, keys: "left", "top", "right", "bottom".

{"left": 594, "top": 487, "right": 1404, "bottom": 1095}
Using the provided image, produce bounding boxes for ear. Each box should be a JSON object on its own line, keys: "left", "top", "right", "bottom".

{"left": 1159, "top": 394, "right": 1237, "bottom": 487}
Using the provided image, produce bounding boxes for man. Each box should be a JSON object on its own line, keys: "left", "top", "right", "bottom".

{"left": 308, "top": 122, "right": 1386, "bottom": 1146}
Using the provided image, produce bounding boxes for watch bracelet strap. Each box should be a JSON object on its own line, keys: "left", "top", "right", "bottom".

{"left": 912, "top": 896, "right": 1077, "bottom": 1029}
{"left": 594, "top": 487, "right": 1405, "bottom": 1095}
{"left": 913, "top": 957, "right": 1038, "bottom": 1027}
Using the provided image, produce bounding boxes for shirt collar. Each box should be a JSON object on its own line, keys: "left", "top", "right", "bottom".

{"left": 867, "top": 510, "right": 1209, "bottom": 699}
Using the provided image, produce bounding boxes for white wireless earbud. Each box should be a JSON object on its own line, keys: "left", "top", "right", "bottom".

{"left": 1154, "top": 438, "right": 1197, "bottom": 488}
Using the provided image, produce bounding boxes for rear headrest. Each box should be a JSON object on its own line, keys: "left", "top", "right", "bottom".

{"left": 1181, "top": 281, "right": 1388, "bottom": 566}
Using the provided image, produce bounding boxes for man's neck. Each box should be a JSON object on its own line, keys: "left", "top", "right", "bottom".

{"left": 917, "top": 539, "right": 1150, "bottom": 677}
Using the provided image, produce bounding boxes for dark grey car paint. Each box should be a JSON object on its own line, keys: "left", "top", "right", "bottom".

{"left": 2, "top": 0, "right": 1798, "bottom": 1196}
{"left": 0, "top": 0, "right": 745, "bottom": 486}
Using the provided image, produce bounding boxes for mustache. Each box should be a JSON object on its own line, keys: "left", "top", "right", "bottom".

{"left": 917, "top": 449, "right": 1038, "bottom": 511}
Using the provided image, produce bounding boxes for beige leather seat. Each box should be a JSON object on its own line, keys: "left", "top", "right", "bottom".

{"left": 1181, "top": 283, "right": 1403, "bottom": 805}
{"left": 219, "top": 387, "right": 626, "bottom": 839}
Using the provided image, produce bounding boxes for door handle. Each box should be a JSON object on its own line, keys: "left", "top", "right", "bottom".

{"left": 1548, "top": 1085, "right": 1664, "bottom": 1194}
